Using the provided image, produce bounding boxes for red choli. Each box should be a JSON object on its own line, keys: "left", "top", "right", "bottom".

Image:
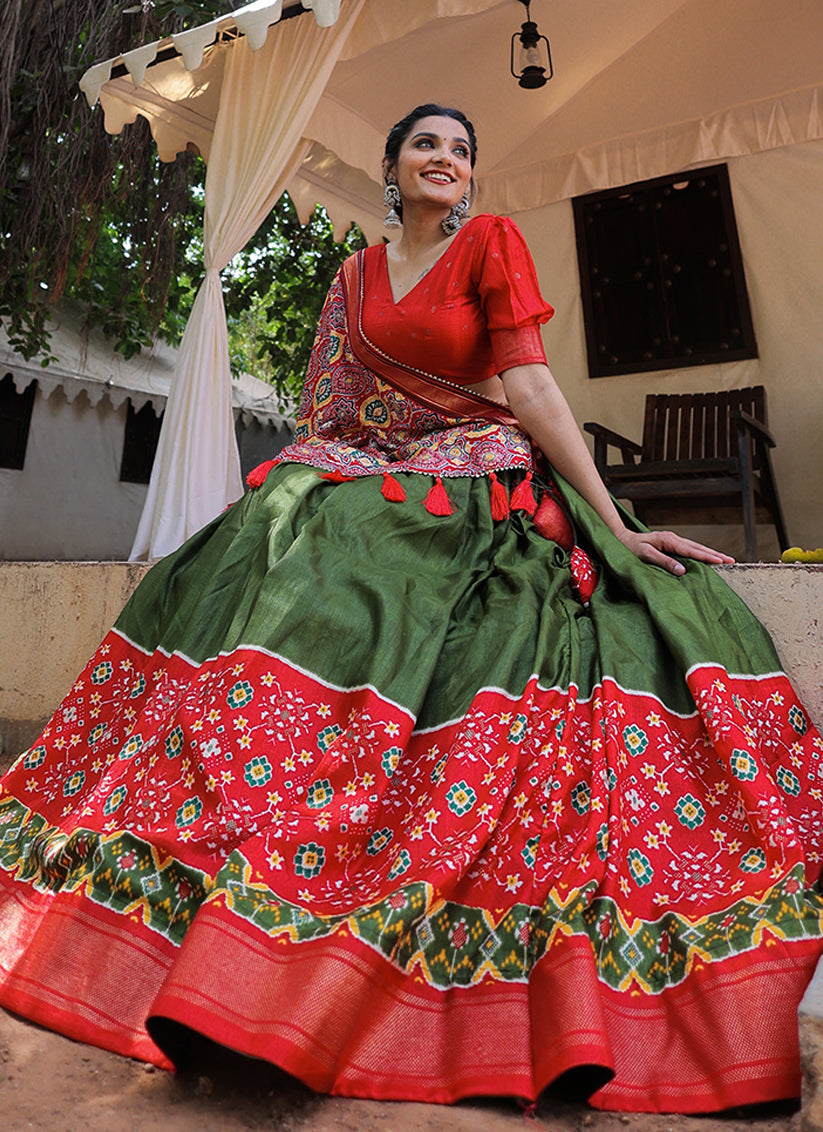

{"left": 255, "top": 214, "right": 556, "bottom": 485}
{"left": 360, "top": 214, "right": 554, "bottom": 383}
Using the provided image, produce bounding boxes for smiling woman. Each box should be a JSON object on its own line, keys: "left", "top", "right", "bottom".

{"left": 0, "top": 103, "right": 822, "bottom": 1119}
{"left": 381, "top": 106, "right": 477, "bottom": 300}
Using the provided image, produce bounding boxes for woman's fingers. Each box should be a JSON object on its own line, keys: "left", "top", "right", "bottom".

{"left": 617, "top": 529, "right": 736, "bottom": 574}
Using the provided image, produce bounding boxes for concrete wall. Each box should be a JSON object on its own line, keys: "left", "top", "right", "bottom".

{"left": 0, "top": 560, "right": 820, "bottom": 768}
{"left": 0, "top": 384, "right": 292, "bottom": 561}
{"left": 0, "top": 561, "right": 150, "bottom": 763}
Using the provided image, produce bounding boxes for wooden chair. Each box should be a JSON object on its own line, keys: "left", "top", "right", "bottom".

{"left": 583, "top": 386, "right": 789, "bottom": 561}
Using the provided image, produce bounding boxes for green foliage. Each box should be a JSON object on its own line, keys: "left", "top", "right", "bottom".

{"left": 0, "top": 0, "right": 367, "bottom": 406}
{"left": 222, "top": 195, "right": 366, "bottom": 407}
{"left": 0, "top": 0, "right": 228, "bottom": 360}
{"left": 59, "top": 136, "right": 207, "bottom": 360}
{"left": 60, "top": 153, "right": 365, "bottom": 401}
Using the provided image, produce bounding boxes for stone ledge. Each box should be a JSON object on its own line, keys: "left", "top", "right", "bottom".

{"left": 715, "top": 563, "right": 823, "bottom": 733}
{"left": 0, "top": 561, "right": 151, "bottom": 764}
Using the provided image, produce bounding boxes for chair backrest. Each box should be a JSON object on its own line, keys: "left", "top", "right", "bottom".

{"left": 640, "top": 387, "right": 766, "bottom": 463}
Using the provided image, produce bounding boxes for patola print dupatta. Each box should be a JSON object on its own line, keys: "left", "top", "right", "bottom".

{"left": 338, "top": 252, "right": 598, "bottom": 600}
{"left": 244, "top": 253, "right": 598, "bottom": 601}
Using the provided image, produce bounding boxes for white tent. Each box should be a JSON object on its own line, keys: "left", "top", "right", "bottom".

{"left": 0, "top": 304, "right": 292, "bottom": 559}
{"left": 81, "top": 0, "right": 823, "bottom": 559}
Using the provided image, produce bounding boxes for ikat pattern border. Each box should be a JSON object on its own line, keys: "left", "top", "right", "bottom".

{"left": 0, "top": 794, "right": 820, "bottom": 995}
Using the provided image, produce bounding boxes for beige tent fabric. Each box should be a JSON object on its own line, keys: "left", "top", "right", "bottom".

{"left": 289, "top": 79, "right": 823, "bottom": 230}
{"left": 480, "top": 82, "right": 823, "bottom": 214}
{"left": 130, "top": 1, "right": 366, "bottom": 560}
{"left": 335, "top": 0, "right": 503, "bottom": 62}
{"left": 80, "top": 0, "right": 499, "bottom": 164}
{"left": 79, "top": 1, "right": 345, "bottom": 107}
{"left": 512, "top": 136, "right": 823, "bottom": 559}
{"left": 83, "top": 0, "right": 823, "bottom": 215}
{"left": 287, "top": 0, "right": 823, "bottom": 227}
{"left": 93, "top": 51, "right": 227, "bottom": 164}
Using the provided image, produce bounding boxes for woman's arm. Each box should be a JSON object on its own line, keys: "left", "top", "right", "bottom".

{"left": 501, "top": 362, "right": 735, "bottom": 575}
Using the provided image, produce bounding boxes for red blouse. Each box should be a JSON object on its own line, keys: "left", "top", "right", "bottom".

{"left": 360, "top": 214, "right": 554, "bottom": 384}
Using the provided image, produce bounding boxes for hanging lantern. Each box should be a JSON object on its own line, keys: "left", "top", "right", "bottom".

{"left": 510, "top": 0, "right": 553, "bottom": 89}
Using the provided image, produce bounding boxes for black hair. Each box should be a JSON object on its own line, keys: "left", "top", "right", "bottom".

{"left": 383, "top": 103, "right": 478, "bottom": 173}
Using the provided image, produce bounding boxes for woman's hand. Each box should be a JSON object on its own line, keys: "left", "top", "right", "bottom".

{"left": 615, "top": 528, "right": 736, "bottom": 575}
{"left": 499, "top": 365, "right": 737, "bottom": 576}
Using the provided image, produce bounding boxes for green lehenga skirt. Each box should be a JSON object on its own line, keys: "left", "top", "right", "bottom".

{"left": 0, "top": 463, "right": 821, "bottom": 1112}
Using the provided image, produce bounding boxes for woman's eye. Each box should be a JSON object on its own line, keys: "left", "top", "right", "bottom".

{"left": 454, "top": 146, "right": 469, "bottom": 158}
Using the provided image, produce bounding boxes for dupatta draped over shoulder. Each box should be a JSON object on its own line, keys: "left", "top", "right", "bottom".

{"left": 268, "top": 214, "right": 554, "bottom": 482}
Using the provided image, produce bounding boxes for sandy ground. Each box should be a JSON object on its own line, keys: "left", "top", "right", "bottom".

{"left": 0, "top": 1009, "right": 802, "bottom": 1132}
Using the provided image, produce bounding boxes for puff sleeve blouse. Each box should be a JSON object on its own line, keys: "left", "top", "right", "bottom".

{"left": 360, "top": 214, "right": 554, "bottom": 384}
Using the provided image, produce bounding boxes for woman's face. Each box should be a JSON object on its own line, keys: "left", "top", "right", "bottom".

{"left": 386, "top": 115, "right": 473, "bottom": 213}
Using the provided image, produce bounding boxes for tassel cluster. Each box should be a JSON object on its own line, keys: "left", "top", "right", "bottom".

{"left": 424, "top": 476, "right": 453, "bottom": 516}
{"left": 300, "top": 467, "right": 581, "bottom": 557}
{"left": 509, "top": 470, "right": 537, "bottom": 515}
{"left": 381, "top": 471, "right": 406, "bottom": 502}
{"left": 489, "top": 472, "right": 509, "bottom": 520}
{"left": 246, "top": 459, "right": 277, "bottom": 489}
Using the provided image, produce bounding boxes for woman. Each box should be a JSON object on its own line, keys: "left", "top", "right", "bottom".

{"left": 0, "top": 104, "right": 821, "bottom": 1114}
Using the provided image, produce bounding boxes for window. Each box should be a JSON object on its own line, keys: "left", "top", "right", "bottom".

{"left": 120, "top": 401, "right": 164, "bottom": 484}
{"left": 573, "top": 164, "right": 757, "bottom": 378}
{"left": 0, "top": 372, "right": 37, "bottom": 469}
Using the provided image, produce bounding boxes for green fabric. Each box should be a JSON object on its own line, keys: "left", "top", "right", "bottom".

{"left": 557, "top": 471, "right": 783, "bottom": 683}
{"left": 117, "top": 464, "right": 781, "bottom": 730}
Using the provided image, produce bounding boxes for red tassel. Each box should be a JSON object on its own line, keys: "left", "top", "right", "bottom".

{"left": 533, "top": 493, "right": 574, "bottom": 550}
{"left": 489, "top": 472, "right": 510, "bottom": 520}
{"left": 320, "top": 469, "right": 356, "bottom": 483}
{"left": 509, "top": 470, "right": 537, "bottom": 516}
{"left": 570, "top": 545, "right": 599, "bottom": 606}
{"left": 424, "top": 475, "right": 453, "bottom": 516}
{"left": 246, "top": 459, "right": 277, "bottom": 489}
{"left": 381, "top": 470, "right": 406, "bottom": 502}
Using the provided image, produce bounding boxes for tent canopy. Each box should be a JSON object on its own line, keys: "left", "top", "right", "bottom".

{"left": 77, "top": 0, "right": 823, "bottom": 558}
{"left": 82, "top": 0, "right": 823, "bottom": 242}
{"left": 0, "top": 302, "right": 289, "bottom": 429}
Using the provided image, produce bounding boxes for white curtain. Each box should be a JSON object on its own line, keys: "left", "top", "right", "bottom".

{"left": 130, "top": 0, "right": 366, "bottom": 560}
